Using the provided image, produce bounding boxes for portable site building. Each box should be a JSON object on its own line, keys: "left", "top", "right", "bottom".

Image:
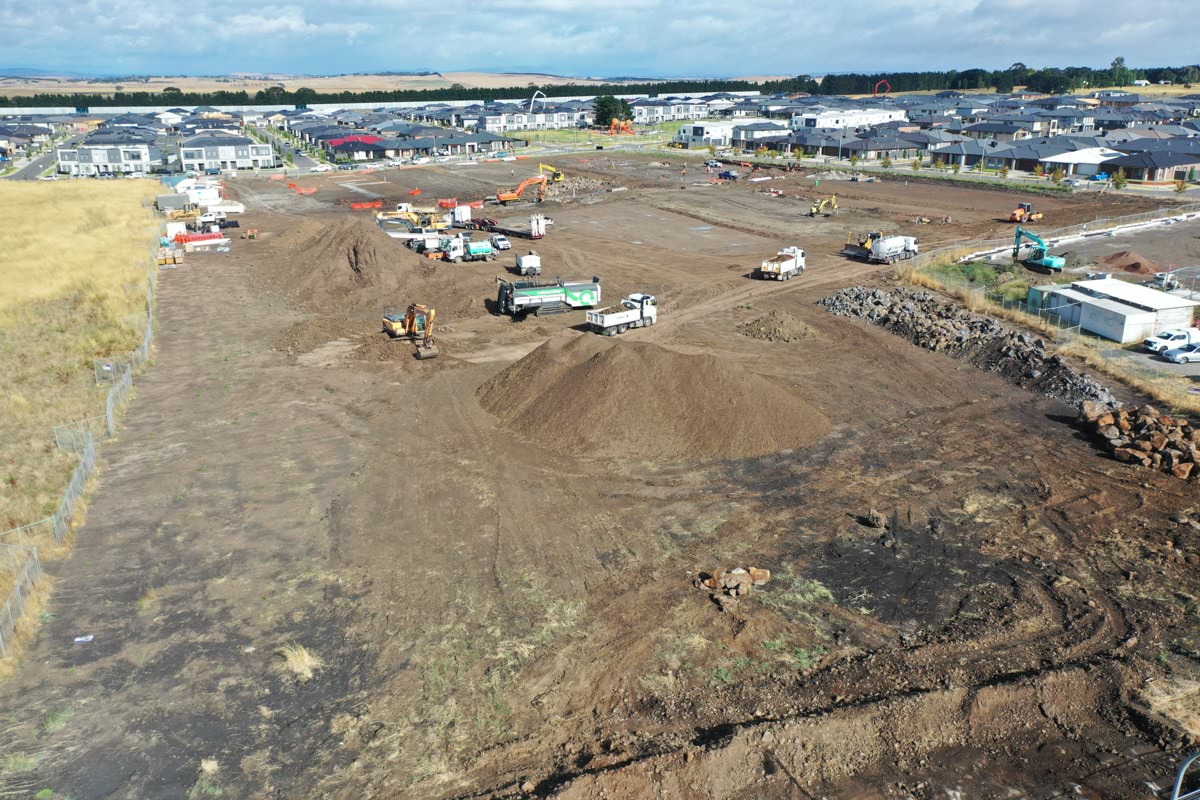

{"left": 1027, "top": 278, "right": 1199, "bottom": 343}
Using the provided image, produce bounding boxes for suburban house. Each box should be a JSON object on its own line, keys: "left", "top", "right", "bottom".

{"left": 673, "top": 119, "right": 771, "bottom": 148}
{"left": 1038, "top": 146, "right": 1125, "bottom": 177}
{"left": 789, "top": 107, "right": 906, "bottom": 130}
{"left": 1102, "top": 150, "right": 1200, "bottom": 182}
{"left": 178, "top": 131, "right": 275, "bottom": 172}
{"left": 629, "top": 98, "right": 708, "bottom": 124}
{"left": 55, "top": 128, "right": 165, "bottom": 176}
{"left": 961, "top": 121, "right": 1033, "bottom": 142}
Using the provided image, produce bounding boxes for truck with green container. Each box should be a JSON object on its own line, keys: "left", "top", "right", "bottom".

{"left": 495, "top": 275, "right": 601, "bottom": 317}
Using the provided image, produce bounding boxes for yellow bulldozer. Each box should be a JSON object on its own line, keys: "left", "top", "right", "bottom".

{"left": 382, "top": 303, "right": 439, "bottom": 359}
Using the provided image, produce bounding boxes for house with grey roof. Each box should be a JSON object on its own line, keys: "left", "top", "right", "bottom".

{"left": 179, "top": 131, "right": 275, "bottom": 172}
{"left": 56, "top": 127, "right": 165, "bottom": 176}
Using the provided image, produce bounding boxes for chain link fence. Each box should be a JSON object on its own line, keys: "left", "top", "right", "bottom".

{"left": 0, "top": 225, "right": 162, "bottom": 661}
{"left": 0, "top": 544, "right": 43, "bottom": 657}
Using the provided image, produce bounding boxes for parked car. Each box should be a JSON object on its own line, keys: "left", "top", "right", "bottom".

{"left": 1165, "top": 342, "right": 1200, "bottom": 364}
{"left": 1145, "top": 328, "right": 1200, "bottom": 354}
{"left": 386, "top": 160, "right": 405, "bottom": 167}
{"left": 337, "top": 164, "right": 357, "bottom": 171}
{"left": 205, "top": 167, "right": 222, "bottom": 175}
{"left": 309, "top": 164, "right": 332, "bottom": 173}
{"left": 705, "top": 160, "right": 722, "bottom": 168}
{"left": 293, "top": 148, "right": 303, "bottom": 154}
{"left": 490, "top": 234, "right": 512, "bottom": 251}
{"left": 1063, "top": 178, "right": 1084, "bottom": 188}
{"left": 410, "top": 157, "right": 430, "bottom": 166}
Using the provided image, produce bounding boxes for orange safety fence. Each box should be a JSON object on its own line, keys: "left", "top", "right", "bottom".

{"left": 349, "top": 199, "right": 383, "bottom": 210}
{"left": 295, "top": 187, "right": 318, "bottom": 196}
{"left": 270, "top": 174, "right": 285, "bottom": 181}
{"left": 408, "top": 188, "right": 423, "bottom": 196}
{"left": 438, "top": 198, "right": 457, "bottom": 208}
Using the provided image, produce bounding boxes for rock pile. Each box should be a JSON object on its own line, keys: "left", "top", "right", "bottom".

{"left": 693, "top": 567, "right": 771, "bottom": 612}
{"left": 546, "top": 175, "right": 607, "bottom": 201}
{"left": 1080, "top": 401, "right": 1198, "bottom": 480}
{"left": 820, "top": 287, "right": 1117, "bottom": 408}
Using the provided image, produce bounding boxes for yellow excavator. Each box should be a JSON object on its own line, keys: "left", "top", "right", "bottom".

{"left": 539, "top": 163, "right": 565, "bottom": 182}
{"left": 808, "top": 195, "right": 839, "bottom": 217}
{"left": 382, "top": 303, "right": 439, "bottom": 359}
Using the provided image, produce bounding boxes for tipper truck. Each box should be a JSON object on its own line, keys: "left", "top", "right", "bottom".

{"left": 442, "top": 237, "right": 496, "bottom": 263}
{"left": 754, "top": 247, "right": 805, "bottom": 280}
{"left": 496, "top": 275, "right": 601, "bottom": 317}
{"left": 587, "top": 294, "right": 658, "bottom": 335}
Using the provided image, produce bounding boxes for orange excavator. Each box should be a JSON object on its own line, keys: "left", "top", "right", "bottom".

{"left": 608, "top": 119, "right": 634, "bottom": 135}
{"left": 494, "top": 175, "right": 548, "bottom": 204}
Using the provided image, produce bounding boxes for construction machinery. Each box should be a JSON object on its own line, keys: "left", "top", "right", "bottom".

{"left": 586, "top": 293, "right": 658, "bottom": 335}
{"left": 608, "top": 119, "right": 634, "bottom": 135}
{"left": 1170, "top": 751, "right": 1200, "bottom": 800}
{"left": 494, "top": 175, "right": 548, "bottom": 204}
{"left": 808, "top": 195, "right": 839, "bottom": 217}
{"left": 1012, "top": 227, "right": 1064, "bottom": 272}
{"left": 515, "top": 251, "right": 542, "bottom": 276}
{"left": 538, "top": 163, "right": 565, "bottom": 182}
{"left": 841, "top": 232, "right": 919, "bottom": 264}
{"left": 442, "top": 237, "right": 496, "bottom": 263}
{"left": 382, "top": 303, "right": 439, "bottom": 359}
{"left": 754, "top": 247, "right": 806, "bottom": 280}
{"left": 495, "top": 275, "right": 601, "bottom": 317}
{"left": 1009, "top": 202, "right": 1044, "bottom": 223}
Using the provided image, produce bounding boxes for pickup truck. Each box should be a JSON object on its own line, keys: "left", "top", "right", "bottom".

{"left": 587, "top": 294, "right": 658, "bottom": 335}
{"left": 1144, "top": 328, "right": 1200, "bottom": 354}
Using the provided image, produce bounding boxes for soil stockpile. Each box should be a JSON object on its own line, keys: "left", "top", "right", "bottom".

{"left": 1098, "top": 250, "right": 1160, "bottom": 275}
{"left": 821, "top": 286, "right": 1117, "bottom": 408}
{"left": 478, "top": 335, "right": 830, "bottom": 461}
{"left": 736, "top": 310, "right": 814, "bottom": 343}
{"left": 250, "top": 216, "right": 494, "bottom": 318}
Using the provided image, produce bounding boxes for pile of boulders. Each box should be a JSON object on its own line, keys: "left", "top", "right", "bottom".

{"left": 546, "top": 175, "right": 606, "bottom": 201}
{"left": 820, "top": 287, "right": 1117, "bottom": 408}
{"left": 693, "top": 567, "right": 771, "bottom": 612}
{"left": 1080, "top": 400, "right": 1198, "bottom": 480}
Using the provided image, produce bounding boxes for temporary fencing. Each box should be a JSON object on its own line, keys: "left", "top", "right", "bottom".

{"left": 0, "top": 227, "right": 161, "bottom": 659}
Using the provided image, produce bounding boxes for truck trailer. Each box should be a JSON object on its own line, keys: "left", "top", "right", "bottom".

{"left": 496, "top": 275, "right": 601, "bottom": 317}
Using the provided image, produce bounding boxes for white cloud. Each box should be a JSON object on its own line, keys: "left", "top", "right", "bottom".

{"left": 0, "top": 0, "right": 1189, "bottom": 78}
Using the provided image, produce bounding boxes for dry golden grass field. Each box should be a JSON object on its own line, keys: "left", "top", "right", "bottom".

{"left": 0, "top": 180, "right": 160, "bottom": 538}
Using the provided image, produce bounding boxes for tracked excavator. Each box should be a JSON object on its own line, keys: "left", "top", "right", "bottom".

{"left": 1013, "top": 226, "right": 1064, "bottom": 272}
{"left": 538, "top": 163, "right": 565, "bottom": 182}
{"left": 808, "top": 195, "right": 839, "bottom": 217}
{"left": 382, "top": 303, "right": 439, "bottom": 359}
{"left": 493, "top": 175, "right": 548, "bottom": 204}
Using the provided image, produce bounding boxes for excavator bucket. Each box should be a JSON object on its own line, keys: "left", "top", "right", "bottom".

{"left": 415, "top": 342, "right": 439, "bottom": 360}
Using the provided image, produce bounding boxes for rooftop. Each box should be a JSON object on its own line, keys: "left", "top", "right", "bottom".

{"left": 1067, "top": 278, "right": 1200, "bottom": 312}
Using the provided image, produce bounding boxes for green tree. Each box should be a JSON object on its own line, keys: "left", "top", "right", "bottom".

{"left": 849, "top": 153, "right": 859, "bottom": 167}
{"left": 999, "top": 165, "right": 1010, "bottom": 180}
{"left": 880, "top": 155, "right": 893, "bottom": 169}
{"left": 593, "top": 95, "right": 633, "bottom": 127}
{"left": 933, "top": 157, "right": 946, "bottom": 171}
{"left": 1051, "top": 167, "right": 1066, "bottom": 184}
{"left": 1112, "top": 167, "right": 1128, "bottom": 189}
{"left": 1110, "top": 56, "right": 1131, "bottom": 87}
{"left": 162, "top": 86, "right": 182, "bottom": 97}
{"left": 293, "top": 87, "right": 318, "bottom": 104}
{"left": 951, "top": 162, "right": 961, "bottom": 174}
{"left": 755, "top": 145, "right": 768, "bottom": 157}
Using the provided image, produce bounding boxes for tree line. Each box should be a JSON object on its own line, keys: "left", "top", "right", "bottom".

{"left": 1, "top": 61, "right": 1196, "bottom": 109}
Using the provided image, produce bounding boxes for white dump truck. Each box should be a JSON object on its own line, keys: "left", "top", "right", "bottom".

{"left": 586, "top": 293, "right": 658, "bottom": 335}
{"left": 515, "top": 251, "right": 542, "bottom": 276}
{"left": 754, "top": 247, "right": 805, "bottom": 280}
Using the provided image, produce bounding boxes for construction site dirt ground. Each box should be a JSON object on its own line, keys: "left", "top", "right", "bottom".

{"left": 2, "top": 154, "right": 1199, "bottom": 800}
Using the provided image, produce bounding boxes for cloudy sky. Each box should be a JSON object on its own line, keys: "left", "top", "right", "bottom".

{"left": 0, "top": 0, "right": 1188, "bottom": 77}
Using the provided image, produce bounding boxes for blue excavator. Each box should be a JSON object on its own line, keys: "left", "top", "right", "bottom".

{"left": 1013, "top": 226, "right": 1065, "bottom": 272}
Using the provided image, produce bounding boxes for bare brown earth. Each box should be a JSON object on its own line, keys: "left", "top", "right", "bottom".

{"left": 1, "top": 154, "right": 1198, "bottom": 800}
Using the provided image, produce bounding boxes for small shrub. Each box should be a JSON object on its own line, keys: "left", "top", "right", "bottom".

{"left": 1112, "top": 168, "right": 1128, "bottom": 190}
{"left": 1175, "top": 179, "right": 1187, "bottom": 194}
{"left": 880, "top": 156, "right": 893, "bottom": 169}
{"left": 911, "top": 158, "right": 922, "bottom": 171}
{"left": 275, "top": 642, "right": 322, "bottom": 681}
{"left": 999, "top": 165, "right": 1010, "bottom": 180}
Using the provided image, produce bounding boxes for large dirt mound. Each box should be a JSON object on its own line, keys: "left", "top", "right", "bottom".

{"left": 478, "top": 336, "right": 830, "bottom": 461}
{"left": 737, "top": 310, "right": 814, "bottom": 343}
{"left": 250, "top": 215, "right": 494, "bottom": 318}
{"left": 1098, "top": 250, "right": 1160, "bottom": 275}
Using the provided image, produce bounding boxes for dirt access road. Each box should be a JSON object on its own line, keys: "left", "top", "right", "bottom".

{"left": 2, "top": 155, "right": 1198, "bottom": 800}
